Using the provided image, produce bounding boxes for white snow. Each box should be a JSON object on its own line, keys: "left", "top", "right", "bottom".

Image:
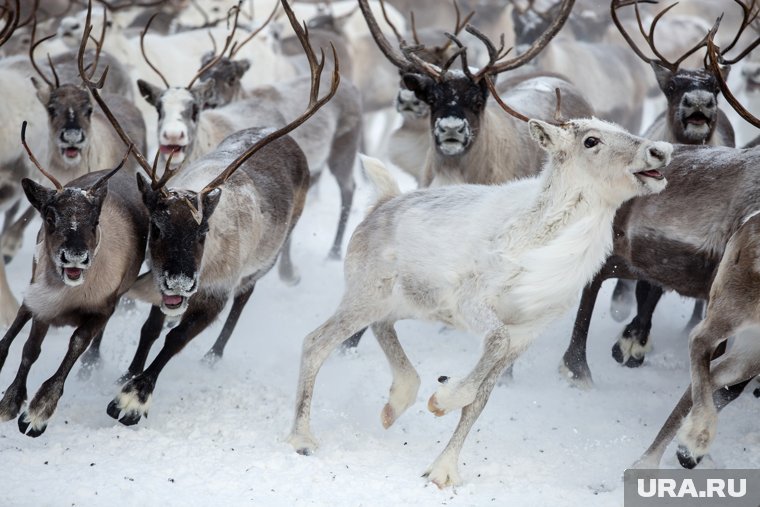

{"left": 0, "top": 159, "right": 758, "bottom": 507}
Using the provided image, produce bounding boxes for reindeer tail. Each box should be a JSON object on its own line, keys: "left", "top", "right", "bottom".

{"left": 360, "top": 155, "right": 401, "bottom": 213}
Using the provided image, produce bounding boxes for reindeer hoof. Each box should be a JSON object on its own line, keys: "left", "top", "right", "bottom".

{"left": 201, "top": 351, "right": 222, "bottom": 366}
{"left": 119, "top": 412, "right": 143, "bottom": 426}
{"left": 611, "top": 342, "right": 625, "bottom": 364}
{"left": 427, "top": 394, "right": 446, "bottom": 417}
{"left": 676, "top": 445, "right": 701, "bottom": 469}
{"left": 624, "top": 354, "right": 645, "bottom": 368}
{"left": 18, "top": 411, "right": 47, "bottom": 437}
{"left": 753, "top": 387, "right": 760, "bottom": 398}
{"left": 106, "top": 400, "right": 121, "bottom": 420}
{"left": 3, "top": 255, "right": 10, "bottom": 264}
{"left": 381, "top": 403, "right": 396, "bottom": 429}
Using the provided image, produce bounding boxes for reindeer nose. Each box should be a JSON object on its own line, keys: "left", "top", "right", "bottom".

{"left": 648, "top": 146, "right": 665, "bottom": 162}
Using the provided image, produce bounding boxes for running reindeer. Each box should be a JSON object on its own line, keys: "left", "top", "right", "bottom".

{"left": 631, "top": 36, "right": 760, "bottom": 471}
{"left": 191, "top": 10, "right": 362, "bottom": 260}
{"left": 92, "top": 0, "right": 340, "bottom": 426}
{"left": 560, "top": 0, "right": 760, "bottom": 388}
{"left": 287, "top": 26, "right": 674, "bottom": 490}
{"left": 606, "top": 0, "right": 739, "bottom": 368}
{"left": 0, "top": 124, "right": 146, "bottom": 437}
{"left": 359, "top": 0, "right": 593, "bottom": 188}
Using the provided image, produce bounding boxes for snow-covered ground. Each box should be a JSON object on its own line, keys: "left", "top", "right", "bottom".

{"left": 0, "top": 158, "right": 758, "bottom": 507}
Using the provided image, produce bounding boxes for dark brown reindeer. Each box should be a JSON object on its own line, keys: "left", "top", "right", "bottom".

{"left": 605, "top": 0, "right": 743, "bottom": 369}
{"left": 359, "top": 0, "right": 592, "bottom": 188}
{"left": 90, "top": 0, "right": 340, "bottom": 426}
{"left": 559, "top": 12, "right": 760, "bottom": 391}
{"left": 632, "top": 36, "right": 760, "bottom": 470}
{"left": 0, "top": 123, "right": 146, "bottom": 437}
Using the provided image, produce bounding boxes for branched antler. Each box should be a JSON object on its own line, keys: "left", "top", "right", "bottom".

{"left": 29, "top": 15, "right": 59, "bottom": 88}
{"left": 187, "top": 1, "right": 242, "bottom": 88}
{"left": 706, "top": 32, "right": 760, "bottom": 128}
{"left": 20, "top": 120, "right": 64, "bottom": 191}
{"left": 140, "top": 12, "right": 170, "bottom": 88}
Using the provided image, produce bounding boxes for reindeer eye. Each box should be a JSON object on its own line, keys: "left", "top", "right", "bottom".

{"left": 156, "top": 104, "right": 163, "bottom": 117}
{"left": 47, "top": 106, "right": 56, "bottom": 117}
{"left": 191, "top": 104, "right": 199, "bottom": 122}
{"left": 45, "top": 211, "right": 55, "bottom": 227}
{"left": 85, "top": 106, "right": 93, "bottom": 117}
{"left": 583, "top": 137, "right": 600, "bottom": 149}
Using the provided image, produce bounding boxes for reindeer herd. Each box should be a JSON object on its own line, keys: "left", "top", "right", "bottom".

{"left": 0, "top": 0, "right": 758, "bottom": 494}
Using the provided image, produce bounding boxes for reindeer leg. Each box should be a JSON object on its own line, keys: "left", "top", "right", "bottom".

{"left": 560, "top": 274, "right": 603, "bottom": 387}
{"left": 0, "top": 319, "right": 49, "bottom": 422}
{"left": 277, "top": 233, "right": 300, "bottom": 286}
{"left": 119, "top": 305, "right": 165, "bottom": 384}
{"left": 684, "top": 299, "right": 705, "bottom": 335}
{"left": 77, "top": 329, "right": 105, "bottom": 381}
{"left": 0, "top": 305, "right": 32, "bottom": 373}
{"left": 677, "top": 316, "right": 733, "bottom": 468}
{"left": 424, "top": 354, "right": 511, "bottom": 488}
{"left": 108, "top": 295, "right": 225, "bottom": 426}
{"left": 19, "top": 314, "right": 110, "bottom": 437}
{"left": 326, "top": 130, "right": 358, "bottom": 260}
{"left": 1, "top": 205, "right": 36, "bottom": 264}
{"left": 610, "top": 279, "right": 635, "bottom": 322}
{"left": 428, "top": 320, "right": 527, "bottom": 416}
{"left": 203, "top": 280, "right": 255, "bottom": 363}
{"left": 287, "top": 306, "right": 379, "bottom": 455}
{"left": 612, "top": 280, "right": 663, "bottom": 368}
{"left": 372, "top": 320, "right": 420, "bottom": 429}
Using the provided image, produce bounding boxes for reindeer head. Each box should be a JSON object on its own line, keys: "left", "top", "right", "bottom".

{"left": 136, "top": 175, "right": 220, "bottom": 316}
{"left": 19, "top": 122, "right": 128, "bottom": 287}
{"left": 529, "top": 118, "right": 671, "bottom": 202}
{"left": 197, "top": 52, "right": 250, "bottom": 109}
{"left": 611, "top": 0, "right": 756, "bottom": 145}
{"left": 33, "top": 80, "right": 94, "bottom": 165}
{"left": 510, "top": 0, "right": 566, "bottom": 47}
{"left": 395, "top": 85, "right": 430, "bottom": 120}
{"left": 652, "top": 64, "right": 728, "bottom": 143}
{"left": 137, "top": 79, "right": 215, "bottom": 164}
{"left": 360, "top": 0, "right": 574, "bottom": 158}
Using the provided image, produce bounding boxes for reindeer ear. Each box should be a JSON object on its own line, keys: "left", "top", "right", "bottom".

{"left": 651, "top": 62, "right": 673, "bottom": 94}
{"left": 402, "top": 73, "right": 435, "bottom": 104}
{"left": 31, "top": 77, "right": 51, "bottom": 106}
{"left": 201, "top": 188, "right": 221, "bottom": 222}
{"left": 21, "top": 178, "right": 55, "bottom": 212}
{"left": 192, "top": 78, "right": 216, "bottom": 105}
{"left": 137, "top": 79, "right": 163, "bottom": 107}
{"left": 136, "top": 173, "right": 158, "bottom": 209}
{"left": 528, "top": 119, "right": 563, "bottom": 151}
{"left": 234, "top": 59, "right": 251, "bottom": 79}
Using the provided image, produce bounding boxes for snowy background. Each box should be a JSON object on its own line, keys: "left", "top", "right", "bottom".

{"left": 0, "top": 159, "right": 758, "bottom": 507}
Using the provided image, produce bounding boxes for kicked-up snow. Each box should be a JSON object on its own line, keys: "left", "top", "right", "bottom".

{"left": 0, "top": 163, "right": 758, "bottom": 507}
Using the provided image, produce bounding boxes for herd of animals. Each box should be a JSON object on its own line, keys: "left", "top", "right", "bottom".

{"left": 0, "top": 0, "right": 758, "bottom": 491}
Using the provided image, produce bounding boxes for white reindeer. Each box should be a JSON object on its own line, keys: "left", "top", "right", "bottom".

{"left": 287, "top": 115, "right": 672, "bottom": 487}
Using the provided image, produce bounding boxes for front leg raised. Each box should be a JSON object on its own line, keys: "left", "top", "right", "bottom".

{"left": 20, "top": 315, "right": 109, "bottom": 437}
{"left": 108, "top": 294, "right": 225, "bottom": 426}
{"left": 0, "top": 319, "right": 49, "bottom": 423}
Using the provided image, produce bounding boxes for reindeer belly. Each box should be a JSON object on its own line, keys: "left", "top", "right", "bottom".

{"left": 628, "top": 233, "right": 717, "bottom": 298}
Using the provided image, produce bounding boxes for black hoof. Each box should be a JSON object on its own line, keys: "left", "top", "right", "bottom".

{"left": 295, "top": 447, "right": 312, "bottom": 456}
{"left": 3, "top": 255, "right": 11, "bottom": 264}
{"left": 611, "top": 342, "right": 625, "bottom": 364}
{"left": 437, "top": 376, "right": 449, "bottom": 384}
{"left": 119, "top": 412, "right": 142, "bottom": 426}
{"left": 106, "top": 399, "right": 122, "bottom": 420}
{"left": 624, "top": 354, "right": 645, "bottom": 368}
{"left": 202, "top": 351, "right": 222, "bottom": 366}
{"left": 676, "top": 445, "right": 701, "bottom": 469}
{"left": 753, "top": 387, "right": 760, "bottom": 398}
{"left": 18, "top": 412, "right": 46, "bottom": 437}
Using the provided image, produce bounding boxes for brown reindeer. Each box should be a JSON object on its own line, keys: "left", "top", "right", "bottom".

{"left": 81, "top": 0, "right": 341, "bottom": 426}
{"left": 0, "top": 124, "right": 146, "bottom": 437}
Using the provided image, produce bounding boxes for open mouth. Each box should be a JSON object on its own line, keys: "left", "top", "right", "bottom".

{"left": 159, "top": 144, "right": 186, "bottom": 156}
{"left": 684, "top": 112, "right": 709, "bottom": 126}
{"left": 635, "top": 169, "right": 665, "bottom": 181}
{"left": 63, "top": 267, "right": 83, "bottom": 282}
{"left": 162, "top": 294, "right": 185, "bottom": 310}
{"left": 62, "top": 146, "right": 81, "bottom": 159}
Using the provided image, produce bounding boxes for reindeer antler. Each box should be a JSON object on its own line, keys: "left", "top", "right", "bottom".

{"left": 228, "top": 0, "right": 280, "bottom": 58}
{"left": 361, "top": 0, "right": 573, "bottom": 82}
{"left": 717, "top": 0, "right": 760, "bottom": 64}
{"left": 706, "top": 31, "right": 760, "bottom": 129}
{"left": 140, "top": 12, "right": 170, "bottom": 88}
{"left": 78, "top": 0, "right": 166, "bottom": 192}
{"left": 20, "top": 121, "right": 64, "bottom": 191}
{"left": 187, "top": 1, "right": 242, "bottom": 89}
{"left": 197, "top": 0, "right": 340, "bottom": 196}
{"left": 611, "top": 0, "right": 723, "bottom": 72}
{"left": 0, "top": 0, "right": 20, "bottom": 47}
{"left": 29, "top": 15, "right": 59, "bottom": 88}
